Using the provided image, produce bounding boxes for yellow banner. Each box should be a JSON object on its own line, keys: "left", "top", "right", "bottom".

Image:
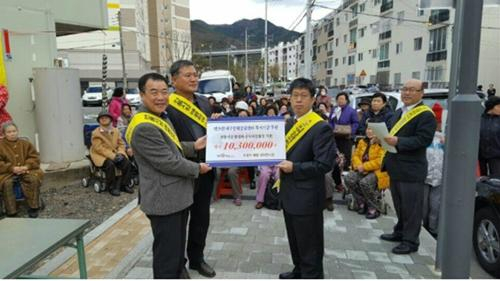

{"left": 168, "top": 93, "right": 208, "bottom": 129}
{"left": 389, "top": 105, "right": 434, "bottom": 136}
{"left": 0, "top": 34, "right": 7, "bottom": 87}
{"left": 126, "top": 112, "right": 183, "bottom": 151}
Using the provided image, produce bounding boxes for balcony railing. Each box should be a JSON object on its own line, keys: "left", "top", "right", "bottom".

{"left": 378, "top": 60, "right": 390, "bottom": 68}
{"left": 426, "top": 50, "right": 447, "bottom": 62}
{"left": 429, "top": 10, "right": 450, "bottom": 25}
{"left": 349, "top": 19, "right": 358, "bottom": 28}
{"left": 380, "top": 1, "right": 393, "bottom": 13}
{"left": 379, "top": 30, "right": 392, "bottom": 40}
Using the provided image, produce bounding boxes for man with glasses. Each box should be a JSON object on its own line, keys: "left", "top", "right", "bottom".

{"left": 166, "top": 60, "right": 217, "bottom": 277}
{"left": 380, "top": 79, "right": 437, "bottom": 254}
{"left": 128, "top": 73, "right": 211, "bottom": 278}
{"left": 277, "top": 78, "right": 336, "bottom": 279}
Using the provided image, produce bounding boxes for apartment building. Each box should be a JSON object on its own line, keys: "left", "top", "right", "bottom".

{"left": 311, "top": 0, "right": 500, "bottom": 90}
{"left": 57, "top": 0, "right": 192, "bottom": 86}
{"left": 268, "top": 39, "right": 300, "bottom": 82}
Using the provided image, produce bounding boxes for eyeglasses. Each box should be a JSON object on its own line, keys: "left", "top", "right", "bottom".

{"left": 401, "top": 87, "right": 422, "bottom": 93}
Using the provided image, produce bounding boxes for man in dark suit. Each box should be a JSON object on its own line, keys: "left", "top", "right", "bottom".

{"left": 277, "top": 78, "right": 337, "bottom": 279}
{"left": 129, "top": 73, "right": 212, "bottom": 278}
{"left": 381, "top": 79, "right": 437, "bottom": 254}
{"left": 166, "top": 60, "right": 217, "bottom": 277}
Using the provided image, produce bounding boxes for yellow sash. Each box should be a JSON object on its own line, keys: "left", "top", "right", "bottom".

{"left": 285, "top": 111, "right": 324, "bottom": 152}
{"left": 274, "top": 111, "right": 324, "bottom": 191}
{"left": 389, "top": 105, "right": 434, "bottom": 136}
{"left": 168, "top": 93, "right": 208, "bottom": 129}
{"left": 125, "top": 112, "right": 183, "bottom": 151}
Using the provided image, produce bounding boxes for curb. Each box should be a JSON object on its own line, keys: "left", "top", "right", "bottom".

{"left": 106, "top": 232, "right": 153, "bottom": 279}
{"left": 33, "top": 198, "right": 139, "bottom": 276}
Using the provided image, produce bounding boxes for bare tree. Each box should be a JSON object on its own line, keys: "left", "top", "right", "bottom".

{"left": 165, "top": 30, "right": 192, "bottom": 64}
{"left": 269, "top": 63, "right": 280, "bottom": 82}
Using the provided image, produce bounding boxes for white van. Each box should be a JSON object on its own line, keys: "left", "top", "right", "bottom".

{"left": 197, "top": 70, "right": 236, "bottom": 102}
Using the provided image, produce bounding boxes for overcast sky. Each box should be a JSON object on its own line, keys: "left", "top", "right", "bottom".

{"left": 190, "top": 0, "right": 342, "bottom": 32}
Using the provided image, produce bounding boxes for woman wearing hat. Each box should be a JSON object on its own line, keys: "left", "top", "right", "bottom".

{"left": 90, "top": 111, "right": 133, "bottom": 196}
{"left": 479, "top": 96, "right": 500, "bottom": 177}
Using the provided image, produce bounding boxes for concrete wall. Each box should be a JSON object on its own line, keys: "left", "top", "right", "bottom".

{"left": 0, "top": 0, "right": 106, "bottom": 149}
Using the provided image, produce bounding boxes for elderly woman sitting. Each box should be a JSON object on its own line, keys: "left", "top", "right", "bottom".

{"left": 90, "top": 111, "right": 133, "bottom": 196}
{"left": 0, "top": 122, "right": 44, "bottom": 218}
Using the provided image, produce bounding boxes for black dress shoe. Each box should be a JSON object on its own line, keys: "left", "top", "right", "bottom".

{"left": 121, "top": 185, "right": 134, "bottom": 194}
{"left": 179, "top": 267, "right": 191, "bottom": 279}
{"left": 189, "top": 261, "right": 216, "bottom": 278}
{"left": 380, "top": 233, "right": 403, "bottom": 242}
{"left": 279, "top": 271, "right": 301, "bottom": 279}
{"left": 109, "top": 188, "right": 121, "bottom": 196}
{"left": 28, "top": 208, "right": 39, "bottom": 218}
{"left": 392, "top": 243, "right": 418, "bottom": 255}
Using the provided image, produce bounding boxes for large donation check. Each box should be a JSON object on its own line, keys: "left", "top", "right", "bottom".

{"left": 206, "top": 116, "right": 286, "bottom": 167}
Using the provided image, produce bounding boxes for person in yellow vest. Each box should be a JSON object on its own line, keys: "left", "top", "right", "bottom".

{"left": 344, "top": 126, "right": 389, "bottom": 219}
{"left": 380, "top": 79, "right": 437, "bottom": 255}
{"left": 277, "top": 78, "right": 337, "bottom": 279}
{"left": 90, "top": 111, "right": 133, "bottom": 196}
{"left": 0, "top": 122, "right": 43, "bottom": 217}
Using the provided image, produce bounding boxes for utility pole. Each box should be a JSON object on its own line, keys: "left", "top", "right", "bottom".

{"left": 209, "top": 44, "right": 212, "bottom": 69}
{"left": 264, "top": 0, "right": 268, "bottom": 89}
{"left": 245, "top": 28, "right": 249, "bottom": 86}
{"left": 118, "top": 10, "right": 128, "bottom": 93}
{"left": 227, "top": 46, "right": 230, "bottom": 70}
{"left": 304, "top": 0, "right": 313, "bottom": 79}
{"left": 101, "top": 54, "right": 108, "bottom": 109}
{"left": 437, "top": 0, "right": 484, "bottom": 278}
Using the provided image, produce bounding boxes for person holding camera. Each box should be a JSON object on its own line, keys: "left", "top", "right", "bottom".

{"left": 90, "top": 111, "right": 133, "bottom": 196}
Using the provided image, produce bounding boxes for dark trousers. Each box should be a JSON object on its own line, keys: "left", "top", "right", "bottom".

{"left": 390, "top": 180, "right": 425, "bottom": 247}
{"left": 102, "top": 158, "right": 132, "bottom": 189}
{"left": 284, "top": 211, "right": 324, "bottom": 279}
{"left": 335, "top": 136, "right": 353, "bottom": 171}
{"left": 148, "top": 209, "right": 189, "bottom": 279}
{"left": 331, "top": 162, "right": 342, "bottom": 186}
{"left": 187, "top": 171, "right": 215, "bottom": 265}
{"left": 479, "top": 157, "right": 500, "bottom": 177}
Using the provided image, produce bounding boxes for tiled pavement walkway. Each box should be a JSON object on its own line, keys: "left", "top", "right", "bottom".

{"left": 43, "top": 189, "right": 491, "bottom": 279}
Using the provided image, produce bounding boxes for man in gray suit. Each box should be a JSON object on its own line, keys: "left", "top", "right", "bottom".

{"left": 129, "top": 73, "right": 212, "bottom": 278}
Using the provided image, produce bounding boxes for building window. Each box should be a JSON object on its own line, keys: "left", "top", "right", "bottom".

{"left": 372, "top": 48, "right": 378, "bottom": 58}
{"left": 414, "top": 37, "right": 422, "bottom": 50}
{"left": 360, "top": 3, "right": 366, "bottom": 12}
{"left": 343, "top": 57, "right": 346, "bottom": 64}
{"left": 351, "top": 4, "right": 358, "bottom": 18}
{"left": 418, "top": 9, "right": 424, "bottom": 16}
{"left": 323, "top": 25, "right": 328, "bottom": 32}
{"left": 429, "top": 26, "right": 447, "bottom": 52}
{"left": 334, "top": 78, "right": 338, "bottom": 85}
{"left": 397, "top": 11, "right": 404, "bottom": 24}
{"left": 343, "top": 34, "right": 347, "bottom": 43}
{"left": 318, "top": 46, "right": 321, "bottom": 53}
{"left": 344, "top": 13, "right": 348, "bottom": 21}
{"left": 328, "top": 58, "right": 333, "bottom": 68}
{"left": 335, "top": 58, "right": 339, "bottom": 66}
{"left": 374, "top": 0, "right": 381, "bottom": 5}
{"left": 358, "top": 52, "right": 363, "bottom": 61}
{"left": 379, "top": 43, "right": 389, "bottom": 60}
{"left": 396, "top": 42, "right": 403, "bottom": 54}
{"left": 394, "top": 72, "right": 401, "bottom": 86}
{"left": 336, "top": 38, "right": 339, "bottom": 46}
{"left": 336, "top": 17, "right": 340, "bottom": 26}
{"left": 359, "top": 27, "right": 366, "bottom": 38}
{"left": 349, "top": 28, "right": 357, "bottom": 45}
{"left": 426, "top": 66, "right": 444, "bottom": 81}
{"left": 348, "top": 55, "right": 355, "bottom": 65}
{"left": 412, "top": 71, "right": 421, "bottom": 79}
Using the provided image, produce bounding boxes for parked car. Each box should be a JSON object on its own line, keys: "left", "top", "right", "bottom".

{"left": 125, "top": 88, "right": 141, "bottom": 108}
{"left": 474, "top": 177, "right": 500, "bottom": 278}
{"left": 197, "top": 70, "right": 236, "bottom": 102}
{"left": 82, "top": 86, "right": 112, "bottom": 107}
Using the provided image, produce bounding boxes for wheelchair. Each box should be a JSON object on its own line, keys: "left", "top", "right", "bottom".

{"left": 81, "top": 124, "right": 136, "bottom": 193}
